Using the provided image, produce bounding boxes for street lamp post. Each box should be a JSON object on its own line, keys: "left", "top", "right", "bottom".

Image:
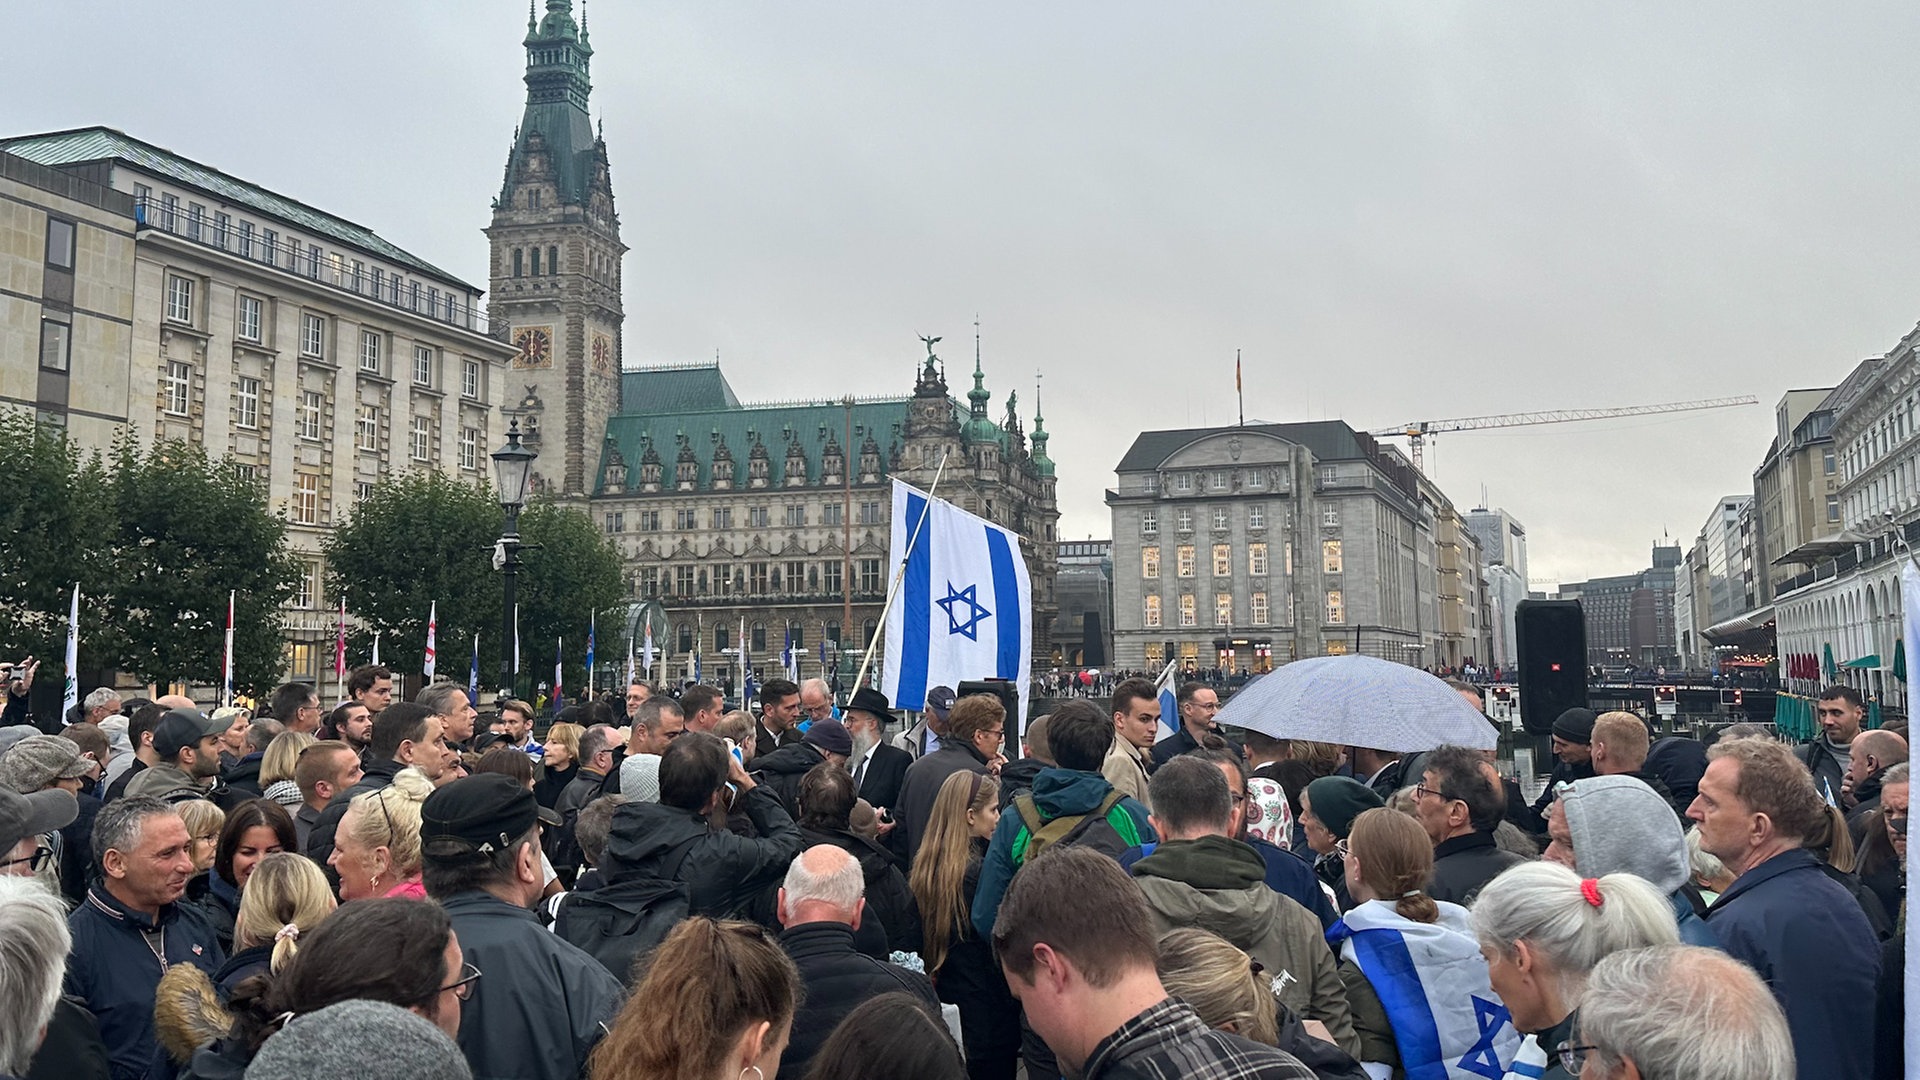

{"left": 492, "top": 420, "right": 537, "bottom": 703}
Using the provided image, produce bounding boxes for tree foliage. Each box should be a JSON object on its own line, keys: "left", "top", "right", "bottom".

{"left": 0, "top": 412, "right": 300, "bottom": 697}
{"left": 322, "top": 471, "right": 626, "bottom": 694}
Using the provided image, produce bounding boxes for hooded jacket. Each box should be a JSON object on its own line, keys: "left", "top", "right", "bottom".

{"left": 1130, "top": 835, "right": 1360, "bottom": 1059}
{"left": 600, "top": 784, "right": 802, "bottom": 918}
{"left": 751, "top": 742, "right": 831, "bottom": 816}
{"left": 123, "top": 763, "right": 206, "bottom": 805}
{"left": 1559, "top": 775, "right": 1718, "bottom": 947}
{"left": 971, "top": 767, "right": 1155, "bottom": 940}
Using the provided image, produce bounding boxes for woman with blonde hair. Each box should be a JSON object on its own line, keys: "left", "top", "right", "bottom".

{"left": 591, "top": 917, "right": 798, "bottom": 1080}
{"left": 259, "top": 731, "right": 315, "bottom": 810}
{"left": 212, "top": 851, "right": 337, "bottom": 995}
{"left": 1472, "top": 861, "right": 1678, "bottom": 1079}
{"left": 1333, "top": 807, "right": 1520, "bottom": 1079}
{"left": 329, "top": 768, "right": 433, "bottom": 900}
{"left": 908, "top": 769, "right": 1016, "bottom": 1080}
{"left": 536, "top": 720, "right": 583, "bottom": 808}
{"left": 178, "top": 800, "right": 226, "bottom": 878}
{"left": 1155, "top": 928, "right": 1279, "bottom": 1045}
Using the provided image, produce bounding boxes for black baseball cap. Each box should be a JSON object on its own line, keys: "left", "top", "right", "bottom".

{"left": 153, "top": 707, "right": 228, "bottom": 759}
{"left": 420, "top": 774, "right": 562, "bottom": 857}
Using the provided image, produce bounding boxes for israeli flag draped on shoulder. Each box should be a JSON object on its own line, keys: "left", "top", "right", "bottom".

{"left": 1326, "top": 900, "right": 1520, "bottom": 1080}
{"left": 882, "top": 479, "right": 1032, "bottom": 724}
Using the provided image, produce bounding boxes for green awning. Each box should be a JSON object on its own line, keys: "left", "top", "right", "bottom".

{"left": 1840, "top": 654, "right": 1882, "bottom": 670}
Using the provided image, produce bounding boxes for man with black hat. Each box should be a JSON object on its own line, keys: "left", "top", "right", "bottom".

{"left": 1529, "top": 707, "right": 1598, "bottom": 822}
{"left": 123, "top": 708, "right": 227, "bottom": 804}
{"left": 892, "top": 684, "right": 955, "bottom": 760}
{"left": 751, "top": 717, "right": 854, "bottom": 817}
{"left": 0, "top": 783, "right": 78, "bottom": 880}
{"left": 420, "top": 773, "right": 624, "bottom": 1080}
{"left": 843, "top": 687, "right": 912, "bottom": 813}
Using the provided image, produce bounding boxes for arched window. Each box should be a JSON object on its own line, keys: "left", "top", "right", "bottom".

{"left": 863, "top": 619, "right": 878, "bottom": 646}
{"left": 530, "top": 247, "right": 542, "bottom": 276}
{"left": 512, "top": 248, "right": 523, "bottom": 278}
{"left": 548, "top": 245, "right": 559, "bottom": 275}
{"left": 825, "top": 621, "right": 841, "bottom": 645}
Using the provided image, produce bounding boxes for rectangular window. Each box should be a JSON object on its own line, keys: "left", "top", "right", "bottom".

{"left": 823, "top": 504, "right": 843, "bottom": 527}
{"left": 749, "top": 562, "right": 770, "bottom": 593}
{"left": 184, "top": 203, "right": 205, "bottom": 241}
{"left": 1212, "top": 507, "right": 1230, "bottom": 531}
{"left": 166, "top": 275, "right": 194, "bottom": 323}
{"left": 1141, "top": 510, "right": 1158, "bottom": 536}
{"left": 1142, "top": 546, "right": 1160, "bottom": 579}
{"left": 410, "top": 415, "right": 430, "bottom": 461}
{"left": 233, "top": 463, "right": 258, "bottom": 483}
{"left": 1323, "top": 540, "right": 1343, "bottom": 574}
{"left": 1325, "top": 590, "right": 1344, "bottom": 624}
{"left": 410, "top": 281, "right": 421, "bottom": 311}
{"left": 859, "top": 558, "right": 883, "bottom": 594}
{"left": 352, "top": 261, "right": 367, "bottom": 292}
{"left": 236, "top": 376, "right": 260, "bottom": 429}
{"left": 748, "top": 506, "right": 769, "bottom": 528}
{"left": 1249, "top": 542, "right": 1268, "bottom": 576}
{"left": 785, "top": 505, "right": 806, "bottom": 527}
{"left": 1826, "top": 495, "right": 1840, "bottom": 523}
{"left": 261, "top": 229, "right": 277, "bottom": 264}
{"left": 1212, "top": 543, "right": 1231, "bottom": 577}
{"left": 299, "top": 391, "right": 323, "bottom": 440}
{"left": 414, "top": 346, "right": 433, "bottom": 386}
{"left": 1823, "top": 448, "right": 1837, "bottom": 475}
{"left": 239, "top": 221, "right": 255, "bottom": 260}
{"left": 236, "top": 295, "right": 262, "bottom": 342}
{"left": 1215, "top": 593, "right": 1233, "bottom": 626}
{"left": 301, "top": 313, "right": 324, "bottom": 357}
{"left": 822, "top": 561, "right": 843, "bottom": 594}
{"left": 1177, "top": 545, "right": 1196, "bottom": 578}
{"left": 38, "top": 317, "right": 70, "bottom": 372}
{"left": 293, "top": 474, "right": 320, "bottom": 525}
{"left": 1248, "top": 504, "right": 1266, "bottom": 529}
{"left": 360, "top": 330, "right": 382, "bottom": 373}
{"left": 785, "top": 561, "right": 805, "bottom": 592}
{"left": 1144, "top": 595, "right": 1162, "bottom": 628}
{"left": 45, "top": 218, "right": 75, "bottom": 269}
{"left": 1209, "top": 471, "right": 1228, "bottom": 492}
{"left": 306, "top": 244, "right": 322, "bottom": 278}
{"left": 458, "top": 427, "right": 477, "bottom": 471}
{"left": 605, "top": 513, "right": 625, "bottom": 534}
{"left": 1322, "top": 505, "right": 1340, "bottom": 528}
{"left": 462, "top": 359, "right": 480, "bottom": 399}
{"left": 1246, "top": 470, "right": 1265, "bottom": 491}
{"left": 859, "top": 500, "right": 881, "bottom": 525}
{"left": 1174, "top": 472, "right": 1193, "bottom": 492}
{"left": 675, "top": 508, "right": 696, "bottom": 530}
{"left": 1177, "top": 508, "right": 1194, "bottom": 533}
{"left": 164, "top": 360, "right": 191, "bottom": 415}
{"left": 1284, "top": 540, "right": 1294, "bottom": 575}
{"left": 673, "top": 566, "right": 696, "bottom": 596}
{"left": 1251, "top": 592, "right": 1270, "bottom": 626}
{"left": 160, "top": 193, "right": 178, "bottom": 231}
{"left": 213, "top": 212, "right": 231, "bottom": 249}
{"left": 712, "top": 507, "right": 733, "bottom": 529}
{"left": 640, "top": 510, "right": 660, "bottom": 531}
{"left": 356, "top": 405, "right": 379, "bottom": 451}
{"left": 1179, "top": 595, "right": 1197, "bottom": 627}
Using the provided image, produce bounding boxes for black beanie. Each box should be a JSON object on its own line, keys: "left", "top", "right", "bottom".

{"left": 1552, "top": 707, "right": 1597, "bottom": 744}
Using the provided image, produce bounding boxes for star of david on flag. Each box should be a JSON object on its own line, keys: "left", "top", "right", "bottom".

{"left": 882, "top": 479, "right": 1031, "bottom": 727}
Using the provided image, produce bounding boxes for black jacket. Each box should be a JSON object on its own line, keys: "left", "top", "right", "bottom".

{"left": 995, "top": 755, "right": 1047, "bottom": 810}
{"left": 751, "top": 742, "right": 832, "bottom": 816}
{"left": 303, "top": 757, "right": 402, "bottom": 871}
{"left": 1428, "top": 831, "right": 1527, "bottom": 906}
{"left": 1528, "top": 759, "right": 1595, "bottom": 819}
{"left": 439, "top": 891, "right": 626, "bottom": 1080}
{"left": 895, "top": 736, "right": 991, "bottom": 862}
{"left": 776, "top": 922, "right": 940, "bottom": 1080}
{"left": 798, "top": 824, "right": 921, "bottom": 955}
{"left": 214, "top": 754, "right": 264, "bottom": 810}
{"left": 65, "top": 887, "right": 224, "bottom": 1080}
{"left": 853, "top": 743, "right": 913, "bottom": 812}
{"left": 25, "top": 998, "right": 111, "bottom": 1080}
{"left": 1149, "top": 725, "right": 1203, "bottom": 768}
{"left": 1794, "top": 738, "right": 1849, "bottom": 806}
{"left": 756, "top": 719, "right": 802, "bottom": 758}
{"left": 101, "top": 759, "right": 148, "bottom": 804}
{"left": 534, "top": 761, "right": 577, "bottom": 808}
{"left": 600, "top": 785, "right": 802, "bottom": 918}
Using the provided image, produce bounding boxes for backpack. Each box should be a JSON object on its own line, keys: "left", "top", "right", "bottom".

{"left": 552, "top": 834, "right": 702, "bottom": 986}
{"left": 1012, "top": 789, "right": 1135, "bottom": 865}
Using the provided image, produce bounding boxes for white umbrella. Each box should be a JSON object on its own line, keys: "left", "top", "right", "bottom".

{"left": 1218, "top": 655, "right": 1498, "bottom": 751}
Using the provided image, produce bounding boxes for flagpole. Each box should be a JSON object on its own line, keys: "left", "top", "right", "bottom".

{"left": 1235, "top": 348, "right": 1244, "bottom": 428}
{"left": 853, "top": 451, "right": 950, "bottom": 691}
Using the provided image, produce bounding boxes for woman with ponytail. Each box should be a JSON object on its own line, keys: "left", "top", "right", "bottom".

{"left": 590, "top": 917, "right": 799, "bottom": 1080}
{"left": 1471, "top": 861, "right": 1679, "bottom": 1079}
{"left": 212, "top": 852, "right": 336, "bottom": 996}
{"left": 1331, "top": 807, "right": 1520, "bottom": 1079}
{"left": 908, "top": 769, "right": 1018, "bottom": 1080}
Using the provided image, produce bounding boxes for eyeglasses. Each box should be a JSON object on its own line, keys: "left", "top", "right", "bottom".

{"left": 982, "top": 728, "right": 1004, "bottom": 739}
{"left": 441, "top": 962, "right": 482, "bottom": 1001}
{"left": 1556, "top": 1042, "right": 1599, "bottom": 1075}
{"left": 1413, "top": 784, "right": 1447, "bottom": 802}
{"left": 0, "top": 845, "right": 51, "bottom": 873}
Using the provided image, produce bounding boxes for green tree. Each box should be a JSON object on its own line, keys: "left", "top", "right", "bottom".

{"left": 105, "top": 438, "right": 301, "bottom": 696}
{"left": 322, "top": 472, "right": 626, "bottom": 695}
{"left": 0, "top": 411, "right": 117, "bottom": 679}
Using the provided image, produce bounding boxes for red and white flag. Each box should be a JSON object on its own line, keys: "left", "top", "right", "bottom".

{"left": 423, "top": 601, "right": 438, "bottom": 679}
{"left": 334, "top": 596, "right": 347, "bottom": 681}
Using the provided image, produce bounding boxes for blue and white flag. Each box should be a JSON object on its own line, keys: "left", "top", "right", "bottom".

{"left": 882, "top": 479, "right": 1032, "bottom": 725}
{"left": 781, "top": 626, "right": 797, "bottom": 682}
{"left": 586, "top": 612, "right": 597, "bottom": 694}
{"left": 467, "top": 633, "right": 479, "bottom": 704}
{"left": 1328, "top": 900, "right": 1519, "bottom": 1080}
{"left": 1153, "top": 660, "right": 1180, "bottom": 741}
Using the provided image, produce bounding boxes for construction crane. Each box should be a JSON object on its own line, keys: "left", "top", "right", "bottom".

{"left": 1369, "top": 396, "right": 1759, "bottom": 472}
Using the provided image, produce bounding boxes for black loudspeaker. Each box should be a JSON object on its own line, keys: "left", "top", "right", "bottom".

{"left": 1516, "top": 600, "right": 1588, "bottom": 735}
{"left": 958, "top": 678, "right": 1022, "bottom": 737}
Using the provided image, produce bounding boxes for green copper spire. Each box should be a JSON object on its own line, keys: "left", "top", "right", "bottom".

{"left": 962, "top": 321, "right": 1004, "bottom": 447}
{"left": 501, "top": 0, "right": 596, "bottom": 205}
{"left": 1031, "top": 378, "right": 1053, "bottom": 476}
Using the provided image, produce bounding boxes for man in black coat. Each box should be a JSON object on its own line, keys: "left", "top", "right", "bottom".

{"left": 775, "top": 844, "right": 939, "bottom": 1080}
{"left": 1412, "top": 745, "right": 1525, "bottom": 906}
{"left": 1529, "top": 707, "right": 1597, "bottom": 823}
{"left": 1149, "top": 682, "right": 1223, "bottom": 767}
{"left": 305, "top": 703, "right": 455, "bottom": 871}
{"left": 752, "top": 719, "right": 852, "bottom": 816}
{"left": 841, "top": 687, "right": 912, "bottom": 814}
{"left": 755, "top": 679, "right": 805, "bottom": 758}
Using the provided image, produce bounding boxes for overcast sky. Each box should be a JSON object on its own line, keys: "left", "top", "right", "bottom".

{"left": 14, "top": 1, "right": 1920, "bottom": 584}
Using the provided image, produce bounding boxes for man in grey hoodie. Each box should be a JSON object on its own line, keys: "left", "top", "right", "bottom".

{"left": 1551, "top": 775, "right": 1719, "bottom": 948}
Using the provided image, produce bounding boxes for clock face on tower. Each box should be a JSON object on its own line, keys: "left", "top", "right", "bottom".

{"left": 591, "top": 331, "right": 614, "bottom": 376}
{"left": 512, "top": 325, "right": 554, "bottom": 370}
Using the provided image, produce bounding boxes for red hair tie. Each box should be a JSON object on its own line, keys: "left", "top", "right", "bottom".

{"left": 1579, "top": 878, "right": 1604, "bottom": 908}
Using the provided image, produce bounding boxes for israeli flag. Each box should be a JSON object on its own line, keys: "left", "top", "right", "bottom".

{"left": 1327, "top": 900, "right": 1520, "bottom": 1080}
{"left": 1153, "top": 660, "right": 1180, "bottom": 741}
{"left": 883, "top": 479, "right": 1032, "bottom": 725}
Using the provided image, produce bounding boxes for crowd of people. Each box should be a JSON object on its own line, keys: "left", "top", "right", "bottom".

{"left": 0, "top": 666, "right": 1904, "bottom": 1080}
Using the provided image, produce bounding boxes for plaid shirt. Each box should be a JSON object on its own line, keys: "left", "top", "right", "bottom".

{"left": 1081, "top": 998, "right": 1318, "bottom": 1080}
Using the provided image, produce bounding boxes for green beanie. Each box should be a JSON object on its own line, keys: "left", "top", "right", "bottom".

{"left": 1304, "top": 776, "right": 1385, "bottom": 839}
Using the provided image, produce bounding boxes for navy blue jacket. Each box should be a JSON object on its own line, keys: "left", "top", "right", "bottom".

{"left": 1705, "top": 849, "right": 1879, "bottom": 1080}
{"left": 65, "top": 887, "right": 223, "bottom": 1080}
{"left": 1122, "top": 836, "right": 1337, "bottom": 932}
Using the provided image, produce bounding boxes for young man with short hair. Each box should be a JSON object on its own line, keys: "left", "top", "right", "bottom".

{"left": 346, "top": 664, "right": 394, "bottom": 713}
{"left": 292, "top": 740, "right": 362, "bottom": 851}
{"left": 755, "top": 678, "right": 804, "bottom": 757}
{"left": 1798, "top": 684, "right": 1866, "bottom": 807}
{"left": 1104, "top": 678, "right": 1158, "bottom": 811}
{"left": 123, "top": 708, "right": 229, "bottom": 804}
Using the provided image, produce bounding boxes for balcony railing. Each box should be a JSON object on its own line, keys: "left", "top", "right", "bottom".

{"left": 135, "top": 198, "right": 495, "bottom": 337}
